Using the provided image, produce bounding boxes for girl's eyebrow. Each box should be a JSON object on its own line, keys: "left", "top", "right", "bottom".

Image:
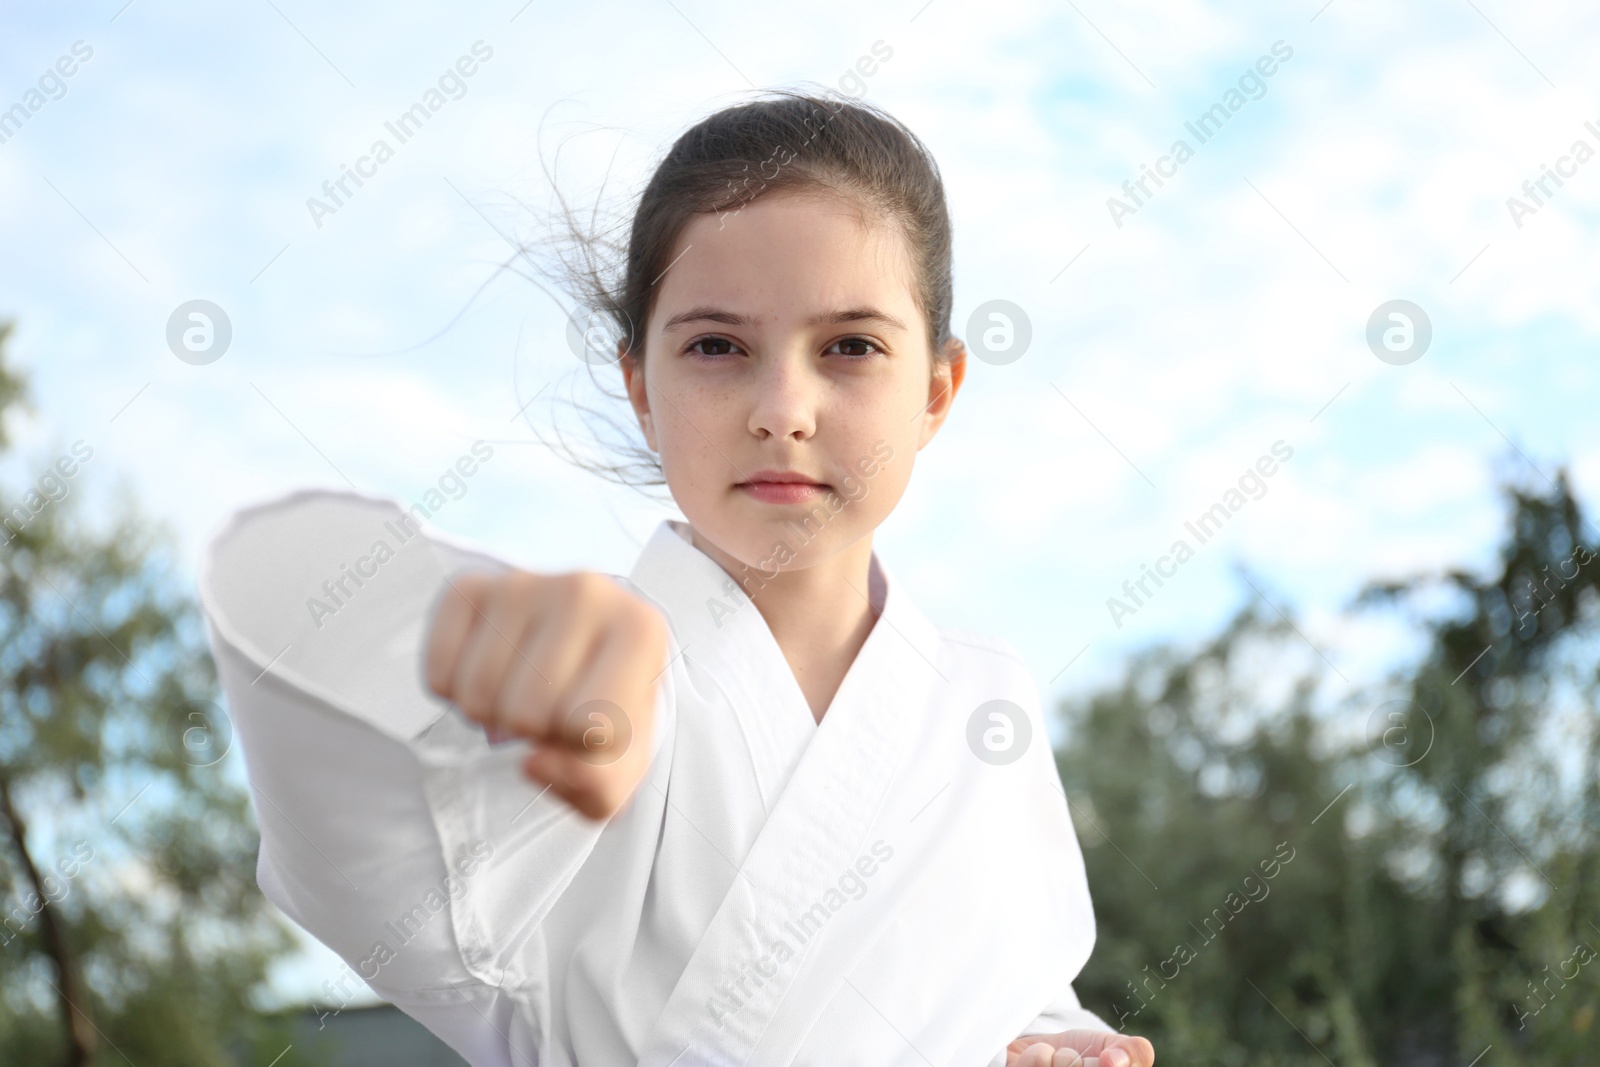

{"left": 660, "top": 305, "right": 909, "bottom": 333}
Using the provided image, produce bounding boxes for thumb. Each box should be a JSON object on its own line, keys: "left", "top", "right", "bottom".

{"left": 1101, "top": 1035, "right": 1155, "bottom": 1067}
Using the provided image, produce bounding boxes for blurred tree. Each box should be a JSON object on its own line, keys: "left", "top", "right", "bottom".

{"left": 1057, "top": 459, "right": 1599, "bottom": 1066}
{"left": 0, "top": 320, "right": 324, "bottom": 1066}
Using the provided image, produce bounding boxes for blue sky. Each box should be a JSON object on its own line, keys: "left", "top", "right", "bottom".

{"left": 2, "top": 0, "right": 1596, "bottom": 1010}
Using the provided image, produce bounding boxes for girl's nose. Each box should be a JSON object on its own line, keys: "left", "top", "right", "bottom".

{"left": 746, "top": 348, "right": 818, "bottom": 442}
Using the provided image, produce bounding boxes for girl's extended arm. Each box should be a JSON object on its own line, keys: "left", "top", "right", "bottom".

{"left": 198, "top": 488, "right": 669, "bottom": 1064}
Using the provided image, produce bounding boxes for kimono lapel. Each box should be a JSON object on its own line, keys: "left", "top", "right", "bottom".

{"left": 627, "top": 520, "right": 819, "bottom": 810}
{"left": 626, "top": 520, "right": 948, "bottom": 1066}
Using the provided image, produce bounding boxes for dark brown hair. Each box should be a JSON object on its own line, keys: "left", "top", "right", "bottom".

{"left": 524, "top": 86, "right": 959, "bottom": 491}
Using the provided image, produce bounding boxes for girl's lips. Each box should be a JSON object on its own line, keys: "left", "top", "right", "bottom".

{"left": 739, "top": 481, "right": 828, "bottom": 504}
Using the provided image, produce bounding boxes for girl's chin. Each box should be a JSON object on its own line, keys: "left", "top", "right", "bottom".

{"left": 690, "top": 518, "right": 835, "bottom": 569}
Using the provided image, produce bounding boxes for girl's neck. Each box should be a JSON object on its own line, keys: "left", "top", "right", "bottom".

{"left": 689, "top": 527, "right": 883, "bottom": 722}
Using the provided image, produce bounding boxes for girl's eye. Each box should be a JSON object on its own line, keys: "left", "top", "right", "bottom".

{"left": 685, "top": 336, "right": 742, "bottom": 361}
{"left": 829, "top": 337, "right": 883, "bottom": 360}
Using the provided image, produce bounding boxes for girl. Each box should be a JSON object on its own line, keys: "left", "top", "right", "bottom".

{"left": 199, "top": 89, "right": 1155, "bottom": 1067}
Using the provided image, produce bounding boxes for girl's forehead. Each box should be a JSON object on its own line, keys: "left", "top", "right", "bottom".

{"left": 654, "top": 193, "right": 921, "bottom": 323}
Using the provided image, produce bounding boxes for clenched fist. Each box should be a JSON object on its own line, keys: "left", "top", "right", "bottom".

{"left": 423, "top": 569, "right": 667, "bottom": 820}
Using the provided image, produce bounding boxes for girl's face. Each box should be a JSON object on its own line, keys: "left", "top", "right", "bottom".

{"left": 622, "top": 189, "right": 964, "bottom": 575}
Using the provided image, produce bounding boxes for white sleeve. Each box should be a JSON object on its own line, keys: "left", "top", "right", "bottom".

{"left": 220, "top": 630, "right": 531, "bottom": 1066}
{"left": 1016, "top": 981, "right": 1113, "bottom": 1034}
{"left": 199, "top": 488, "right": 666, "bottom": 1066}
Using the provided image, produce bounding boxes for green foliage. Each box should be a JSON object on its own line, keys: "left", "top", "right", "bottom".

{"left": 0, "top": 321, "right": 327, "bottom": 1066}
{"left": 1057, "top": 465, "right": 1600, "bottom": 1066}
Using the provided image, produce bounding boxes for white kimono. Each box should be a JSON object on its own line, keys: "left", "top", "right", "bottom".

{"left": 198, "top": 488, "right": 1109, "bottom": 1066}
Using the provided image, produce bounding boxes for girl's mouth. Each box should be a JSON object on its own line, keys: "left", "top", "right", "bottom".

{"left": 739, "top": 482, "right": 828, "bottom": 504}
{"left": 737, "top": 470, "right": 829, "bottom": 504}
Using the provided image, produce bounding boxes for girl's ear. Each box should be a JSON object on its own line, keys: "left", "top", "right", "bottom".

{"left": 619, "top": 348, "right": 658, "bottom": 451}
{"left": 945, "top": 338, "right": 968, "bottom": 394}
{"left": 918, "top": 338, "right": 967, "bottom": 447}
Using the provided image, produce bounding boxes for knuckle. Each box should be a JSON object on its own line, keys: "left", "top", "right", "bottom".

{"left": 442, "top": 571, "right": 495, "bottom": 619}
{"left": 570, "top": 569, "right": 615, "bottom": 605}
{"left": 492, "top": 569, "right": 542, "bottom": 615}
{"left": 540, "top": 571, "right": 592, "bottom": 617}
{"left": 448, "top": 570, "right": 492, "bottom": 602}
{"left": 617, "top": 594, "right": 667, "bottom": 643}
